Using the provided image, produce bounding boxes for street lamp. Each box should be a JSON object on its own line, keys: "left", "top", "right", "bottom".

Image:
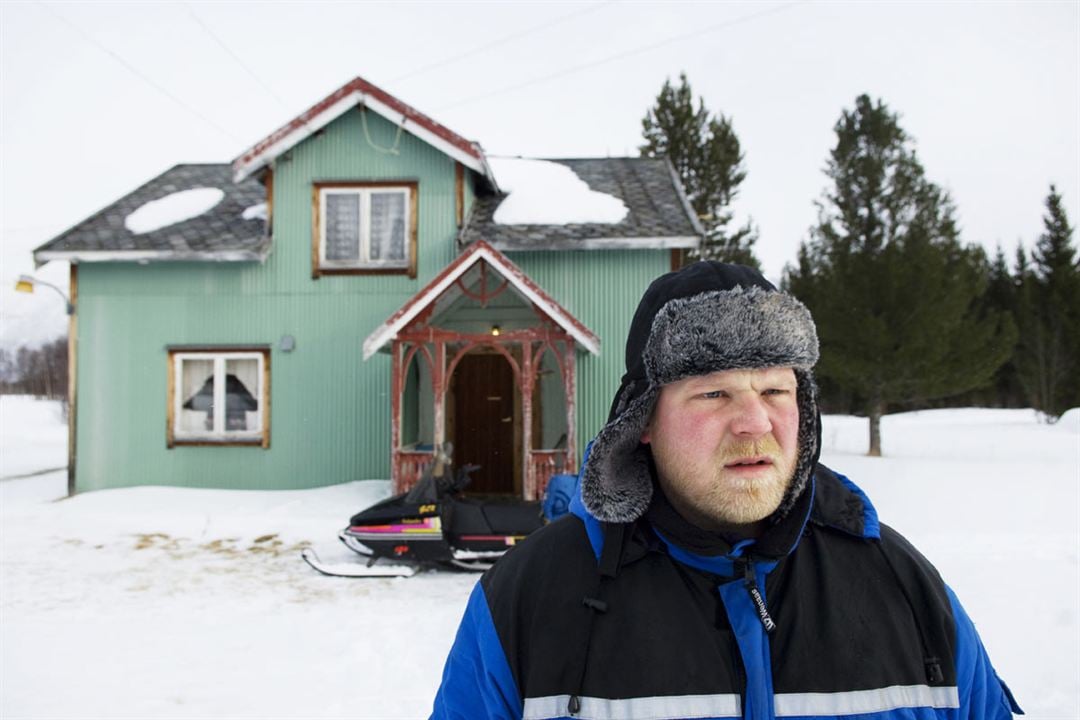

{"left": 16, "top": 273, "right": 76, "bottom": 497}
{"left": 15, "top": 274, "right": 73, "bottom": 315}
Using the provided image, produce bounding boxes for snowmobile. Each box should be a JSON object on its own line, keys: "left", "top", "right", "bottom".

{"left": 301, "top": 443, "right": 575, "bottom": 578}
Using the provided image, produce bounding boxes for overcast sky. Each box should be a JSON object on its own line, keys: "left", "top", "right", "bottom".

{"left": 2, "top": 0, "right": 1077, "bottom": 348}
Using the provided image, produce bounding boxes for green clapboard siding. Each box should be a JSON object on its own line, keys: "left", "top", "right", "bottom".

{"left": 509, "top": 250, "right": 671, "bottom": 459}
{"left": 73, "top": 109, "right": 472, "bottom": 492}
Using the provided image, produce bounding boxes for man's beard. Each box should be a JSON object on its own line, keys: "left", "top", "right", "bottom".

{"left": 652, "top": 435, "right": 797, "bottom": 528}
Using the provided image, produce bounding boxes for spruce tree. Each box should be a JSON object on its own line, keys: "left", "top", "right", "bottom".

{"left": 1015, "top": 186, "right": 1079, "bottom": 419}
{"left": 640, "top": 73, "right": 759, "bottom": 268}
{"left": 784, "top": 95, "right": 1016, "bottom": 455}
{"left": 982, "top": 245, "right": 1024, "bottom": 406}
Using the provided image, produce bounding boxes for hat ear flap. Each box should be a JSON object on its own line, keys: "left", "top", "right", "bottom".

{"left": 773, "top": 369, "right": 820, "bottom": 517}
{"left": 581, "top": 386, "right": 658, "bottom": 523}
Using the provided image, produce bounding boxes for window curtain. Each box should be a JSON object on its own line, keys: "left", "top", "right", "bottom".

{"left": 180, "top": 359, "right": 215, "bottom": 433}
{"left": 370, "top": 192, "right": 406, "bottom": 261}
{"left": 325, "top": 193, "right": 361, "bottom": 261}
{"left": 225, "top": 358, "right": 260, "bottom": 432}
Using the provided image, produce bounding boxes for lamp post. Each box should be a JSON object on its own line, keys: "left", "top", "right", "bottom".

{"left": 15, "top": 274, "right": 73, "bottom": 315}
{"left": 15, "top": 272, "right": 77, "bottom": 497}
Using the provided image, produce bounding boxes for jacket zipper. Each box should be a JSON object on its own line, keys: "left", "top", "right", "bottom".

{"left": 740, "top": 558, "right": 776, "bottom": 634}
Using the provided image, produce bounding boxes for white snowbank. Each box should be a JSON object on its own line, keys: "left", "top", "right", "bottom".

{"left": 0, "top": 395, "right": 66, "bottom": 479}
{"left": 1, "top": 400, "right": 1077, "bottom": 719}
{"left": 1057, "top": 406, "right": 1079, "bottom": 433}
{"left": 489, "top": 157, "right": 627, "bottom": 225}
{"left": 124, "top": 187, "right": 225, "bottom": 234}
{"left": 242, "top": 202, "right": 268, "bottom": 221}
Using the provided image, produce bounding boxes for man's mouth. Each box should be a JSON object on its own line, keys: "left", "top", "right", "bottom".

{"left": 724, "top": 456, "right": 774, "bottom": 469}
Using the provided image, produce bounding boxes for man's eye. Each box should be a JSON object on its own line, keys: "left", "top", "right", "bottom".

{"left": 701, "top": 390, "right": 726, "bottom": 399}
{"left": 763, "top": 388, "right": 791, "bottom": 396}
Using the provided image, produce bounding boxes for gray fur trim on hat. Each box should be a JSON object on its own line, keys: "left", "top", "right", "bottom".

{"left": 645, "top": 286, "right": 819, "bottom": 385}
{"left": 581, "top": 387, "right": 658, "bottom": 523}
{"left": 582, "top": 286, "right": 820, "bottom": 524}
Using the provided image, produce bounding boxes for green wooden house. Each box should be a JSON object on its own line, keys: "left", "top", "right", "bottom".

{"left": 34, "top": 76, "right": 703, "bottom": 497}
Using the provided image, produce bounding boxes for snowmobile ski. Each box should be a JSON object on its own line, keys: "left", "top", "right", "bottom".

{"left": 300, "top": 547, "right": 417, "bottom": 578}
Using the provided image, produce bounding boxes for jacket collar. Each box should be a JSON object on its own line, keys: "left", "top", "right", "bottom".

{"left": 809, "top": 465, "right": 881, "bottom": 540}
{"left": 571, "top": 455, "right": 880, "bottom": 572}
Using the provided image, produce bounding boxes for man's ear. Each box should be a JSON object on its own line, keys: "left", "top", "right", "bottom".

{"left": 640, "top": 425, "right": 651, "bottom": 445}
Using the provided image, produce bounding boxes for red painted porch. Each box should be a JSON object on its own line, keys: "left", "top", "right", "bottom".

{"left": 364, "top": 241, "right": 598, "bottom": 500}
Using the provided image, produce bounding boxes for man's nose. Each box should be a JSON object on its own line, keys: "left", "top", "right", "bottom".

{"left": 730, "top": 396, "right": 772, "bottom": 437}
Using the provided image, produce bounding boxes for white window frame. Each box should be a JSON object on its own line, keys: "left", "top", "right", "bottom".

{"left": 318, "top": 186, "right": 412, "bottom": 270}
{"left": 170, "top": 350, "right": 267, "bottom": 445}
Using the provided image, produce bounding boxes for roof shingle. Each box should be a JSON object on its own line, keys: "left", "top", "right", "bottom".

{"left": 34, "top": 164, "right": 269, "bottom": 264}
{"left": 460, "top": 157, "right": 703, "bottom": 251}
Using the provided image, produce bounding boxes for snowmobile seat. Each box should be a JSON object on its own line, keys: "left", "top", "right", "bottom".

{"left": 447, "top": 499, "right": 488, "bottom": 535}
{"left": 480, "top": 500, "right": 544, "bottom": 535}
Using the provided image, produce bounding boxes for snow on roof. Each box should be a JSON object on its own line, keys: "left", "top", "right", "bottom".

{"left": 124, "top": 188, "right": 225, "bottom": 235}
{"left": 488, "top": 157, "right": 627, "bottom": 225}
{"left": 242, "top": 203, "right": 268, "bottom": 221}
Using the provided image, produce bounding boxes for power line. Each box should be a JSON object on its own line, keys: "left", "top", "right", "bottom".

{"left": 34, "top": 1, "right": 245, "bottom": 145}
{"left": 391, "top": 2, "right": 615, "bottom": 85}
{"left": 183, "top": 2, "right": 291, "bottom": 112}
{"left": 436, "top": 1, "right": 806, "bottom": 113}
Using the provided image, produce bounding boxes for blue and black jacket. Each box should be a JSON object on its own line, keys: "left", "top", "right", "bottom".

{"left": 432, "top": 464, "right": 1021, "bottom": 720}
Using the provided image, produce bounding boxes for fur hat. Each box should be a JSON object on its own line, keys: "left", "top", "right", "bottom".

{"left": 581, "top": 261, "right": 821, "bottom": 524}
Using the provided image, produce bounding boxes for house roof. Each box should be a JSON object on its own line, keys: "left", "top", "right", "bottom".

{"left": 363, "top": 240, "right": 600, "bottom": 359}
{"left": 459, "top": 157, "right": 704, "bottom": 251}
{"left": 33, "top": 164, "right": 269, "bottom": 266}
{"left": 232, "top": 76, "right": 492, "bottom": 183}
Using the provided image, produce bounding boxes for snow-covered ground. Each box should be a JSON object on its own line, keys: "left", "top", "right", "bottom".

{"left": 1, "top": 395, "right": 1077, "bottom": 719}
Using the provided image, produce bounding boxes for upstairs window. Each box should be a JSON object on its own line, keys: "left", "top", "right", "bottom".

{"left": 168, "top": 348, "right": 270, "bottom": 448}
{"left": 313, "top": 182, "right": 417, "bottom": 278}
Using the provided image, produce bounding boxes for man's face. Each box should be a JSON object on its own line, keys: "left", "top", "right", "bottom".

{"left": 641, "top": 367, "right": 800, "bottom": 530}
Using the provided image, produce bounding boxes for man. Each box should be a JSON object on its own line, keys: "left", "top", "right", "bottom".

{"left": 432, "top": 262, "right": 1021, "bottom": 720}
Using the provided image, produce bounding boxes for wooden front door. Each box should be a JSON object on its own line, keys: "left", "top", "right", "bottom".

{"left": 452, "top": 353, "right": 516, "bottom": 494}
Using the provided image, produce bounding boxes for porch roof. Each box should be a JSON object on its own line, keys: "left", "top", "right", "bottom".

{"left": 363, "top": 240, "right": 600, "bottom": 359}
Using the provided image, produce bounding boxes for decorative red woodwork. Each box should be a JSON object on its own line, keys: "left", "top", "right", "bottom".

{"left": 379, "top": 243, "right": 591, "bottom": 498}
{"left": 446, "top": 340, "right": 521, "bottom": 387}
{"left": 520, "top": 340, "right": 534, "bottom": 499}
{"left": 454, "top": 262, "right": 510, "bottom": 307}
{"left": 364, "top": 240, "right": 599, "bottom": 360}
{"left": 397, "top": 449, "right": 435, "bottom": 490}
{"left": 529, "top": 449, "right": 572, "bottom": 501}
{"left": 390, "top": 328, "right": 579, "bottom": 498}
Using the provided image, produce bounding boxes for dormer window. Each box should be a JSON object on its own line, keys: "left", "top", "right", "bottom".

{"left": 313, "top": 182, "right": 418, "bottom": 278}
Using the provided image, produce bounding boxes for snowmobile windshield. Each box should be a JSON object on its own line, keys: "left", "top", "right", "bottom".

{"left": 404, "top": 474, "right": 439, "bottom": 504}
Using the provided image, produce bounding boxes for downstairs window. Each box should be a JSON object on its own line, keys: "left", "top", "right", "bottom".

{"left": 167, "top": 348, "right": 270, "bottom": 447}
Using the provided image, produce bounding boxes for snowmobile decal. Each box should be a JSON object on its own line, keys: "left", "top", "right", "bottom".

{"left": 349, "top": 517, "right": 442, "bottom": 535}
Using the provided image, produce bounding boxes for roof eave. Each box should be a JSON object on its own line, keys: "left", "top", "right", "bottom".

{"left": 34, "top": 245, "right": 272, "bottom": 267}
{"left": 233, "top": 80, "right": 491, "bottom": 184}
{"left": 488, "top": 235, "right": 702, "bottom": 252}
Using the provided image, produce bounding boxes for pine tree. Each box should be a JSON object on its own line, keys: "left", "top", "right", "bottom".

{"left": 784, "top": 95, "right": 1016, "bottom": 455}
{"left": 640, "top": 73, "right": 759, "bottom": 268}
{"left": 1015, "top": 186, "right": 1079, "bottom": 419}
